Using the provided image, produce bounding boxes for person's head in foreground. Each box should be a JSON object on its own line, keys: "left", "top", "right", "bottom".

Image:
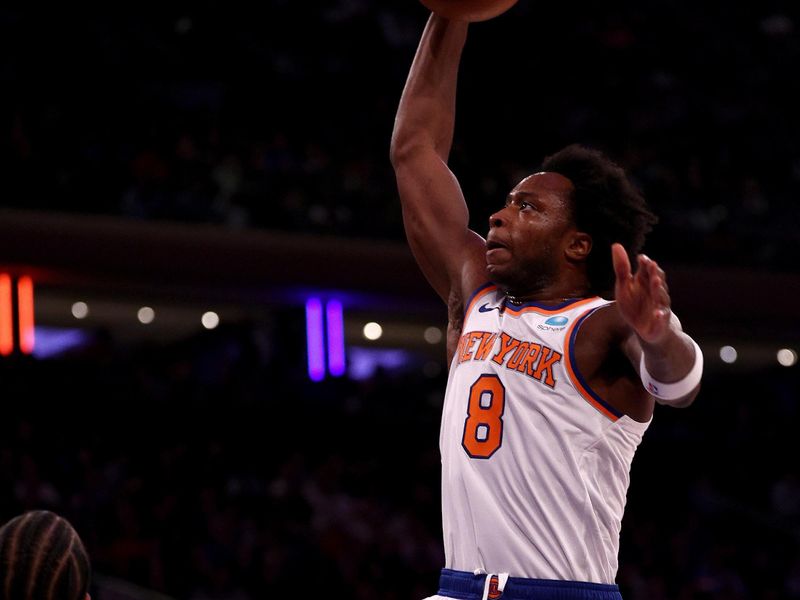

{"left": 0, "top": 510, "right": 90, "bottom": 600}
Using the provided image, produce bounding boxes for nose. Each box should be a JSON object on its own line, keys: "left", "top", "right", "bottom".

{"left": 489, "top": 209, "right": 506, "bottom": 229}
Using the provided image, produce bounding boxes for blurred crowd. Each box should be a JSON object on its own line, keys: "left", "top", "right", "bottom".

{"left": 2, "top": 2, "right": 800, "bottom": 599}
{"left": 0, "top": 323, "right": 799, "bottom": 598}
{"left": 2, "top": 1, "right": 799, "bottom": 270}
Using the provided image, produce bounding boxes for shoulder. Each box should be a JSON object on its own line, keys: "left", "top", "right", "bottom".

{"left": 572, "top": 301, "right": 654, "bottom": 421}
{"left": 572, "top": 301, "right": 639, "bottom": 368}
{"left": 574, "top": 300, "right": 643, "bottom": 342}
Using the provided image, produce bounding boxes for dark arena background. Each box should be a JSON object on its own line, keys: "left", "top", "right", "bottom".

{"left": 1, "top": 1, "right": 799, "bottom": 598}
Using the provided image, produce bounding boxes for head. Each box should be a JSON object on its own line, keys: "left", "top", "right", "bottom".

{"left": 486, "top": 144, "right": 657, "bottom": 295}
{"left": 0, "top": 511, "right": 91, "bottom": 600}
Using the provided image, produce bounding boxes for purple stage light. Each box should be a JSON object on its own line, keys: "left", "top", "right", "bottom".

{"left": 326, "top": 299, "right": 346, "bottom": 377}
{"left": 305, "top": 298, "right": 325, "bottom": 382}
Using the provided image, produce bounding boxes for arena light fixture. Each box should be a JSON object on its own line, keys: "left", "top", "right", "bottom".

{"left": 17, "top": 277, "right": 34, "bottom": 354}
{"left": 0, "top": 274, "right": 35, "bottom": 356}
{"left": 363, "top": 322, "right": 383, "bottom": 341}
{"left": 326, "top": 300, "right": 346, "bottom": 377}
{"left": 137, "top": 306, "right": 155, "bottom": 324}
{"left": 71, "top": 301, "right": 89, "bottom": 319}
{"left": 305, "top": 297, "right": 347, "bottom": 381}
{"left": 719, "top": 345, "right": 737, "bottom": 364}
{"left": 0, "top": 274, "right": 12, "bottom": 356}
{"left": 777, "top": 348, "right": 797, "bottom": 367}
{"left": 201, "top": 311, "right": 220, "bottom": 330}
{"left": 424, "top": 326, "right": 443, "bottom": 344}
{"left": 305, "top": 298, "right": 326, "bottom": 382}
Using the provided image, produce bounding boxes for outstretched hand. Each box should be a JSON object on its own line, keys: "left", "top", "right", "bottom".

{"left": 612, "top": 243, "right": 672, "bottom": 345}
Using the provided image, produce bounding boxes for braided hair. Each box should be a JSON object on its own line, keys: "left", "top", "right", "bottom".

{"left": 0, "top": 511, "right": 90, "bottom": 600}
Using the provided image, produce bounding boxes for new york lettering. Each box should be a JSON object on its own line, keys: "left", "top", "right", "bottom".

{"left": 456, "top": 330, "right": 562, "bottom": 388}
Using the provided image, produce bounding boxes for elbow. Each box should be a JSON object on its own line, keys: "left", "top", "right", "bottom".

{"left": 390, "top": 120, "right": 438, "bottom": 169}
{"left": 389, "top": 118, "right": 411, "bottom": 167}
{"left": 390, "top": 134, "right": 423, "bottom": 169}
{"left": 389, "top": 139, "right": 404, "bottom": 169}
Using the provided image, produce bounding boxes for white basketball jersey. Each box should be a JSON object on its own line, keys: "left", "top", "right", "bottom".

{"left": 440, "top": 283, "right": 650, "bottom": 584}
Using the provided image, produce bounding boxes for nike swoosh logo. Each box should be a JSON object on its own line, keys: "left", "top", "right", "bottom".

{"left": 478, "top": 303, "right": 501, "bottom": 313}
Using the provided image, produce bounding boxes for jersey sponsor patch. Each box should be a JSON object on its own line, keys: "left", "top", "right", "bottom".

{"left": 537, "top": 315, "right": 569, "bottom": 332}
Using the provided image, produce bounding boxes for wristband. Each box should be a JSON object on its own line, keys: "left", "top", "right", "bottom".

{"left": 640, "top": 339, "right": 703, "bottom": 400}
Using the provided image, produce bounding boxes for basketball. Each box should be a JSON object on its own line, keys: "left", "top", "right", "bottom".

{"left": 419, "top": 0, "right": 519, "bottom": 22}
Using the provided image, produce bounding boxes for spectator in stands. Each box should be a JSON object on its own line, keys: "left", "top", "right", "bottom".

{"left": 0, "top": 510, "right": 91, "bottom": 600}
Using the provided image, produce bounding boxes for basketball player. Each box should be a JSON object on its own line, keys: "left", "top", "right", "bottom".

{"left": 0, "top": 510, "right": 91, "bottom": 600}
{"left": 390, "top": 14, "right": 702, "bottom": 600}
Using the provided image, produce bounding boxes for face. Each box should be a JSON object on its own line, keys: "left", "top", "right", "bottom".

{"left": 485, "top": 172, "right": 577, "bottom": 291}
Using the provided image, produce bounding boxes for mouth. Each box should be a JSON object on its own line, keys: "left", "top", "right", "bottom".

{"left": 486, "top": 239, "right": 511, "bottom": 266}
{"left": 486, "top": 239, "right": 508, "bottom": 251}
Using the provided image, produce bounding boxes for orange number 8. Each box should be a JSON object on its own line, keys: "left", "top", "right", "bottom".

{"left": 462, "top": 374, "right": 506, "bottom": 459}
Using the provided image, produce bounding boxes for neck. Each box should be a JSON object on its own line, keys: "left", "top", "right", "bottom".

{"left": 504, "top": 291, "right": 586, "bottom": 306}
{"left": 502, "top": 281, "right": 590, "bottom": 306}
{"left": 496, "top": 262, "right": 592, "bottom": 305}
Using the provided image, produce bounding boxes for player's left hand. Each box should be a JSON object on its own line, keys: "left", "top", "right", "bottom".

{"left": 612, "top": 243, "right": 671, "bottom": 345}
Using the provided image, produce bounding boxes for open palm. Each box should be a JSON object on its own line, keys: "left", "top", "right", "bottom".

{"left": 612, "top": 243, "right": 672, "bottom": 345}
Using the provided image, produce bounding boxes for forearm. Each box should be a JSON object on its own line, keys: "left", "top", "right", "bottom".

{"left": 613, "top": 248, "right": 702, "bottom": 407}
{"left": 638, "top": 320, "right": 702, "bottom": 407}
{"left": 390, "top": 14, "right": 468, "bottom": 164}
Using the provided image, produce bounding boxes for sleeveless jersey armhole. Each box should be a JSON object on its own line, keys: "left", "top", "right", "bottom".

{"left": 563, "top": 305, "right": 625, "bottom": 422}
{"left": 463, "top": 282, "right": 498, "bottom": 320}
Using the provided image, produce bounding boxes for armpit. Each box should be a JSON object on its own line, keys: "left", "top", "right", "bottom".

{"left": 446, "top": 290, "right": 465, "bottom": 363}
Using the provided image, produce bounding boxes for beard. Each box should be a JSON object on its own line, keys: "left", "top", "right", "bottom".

{"left": 487, "top": 242, "right": 559, "bottom": 295}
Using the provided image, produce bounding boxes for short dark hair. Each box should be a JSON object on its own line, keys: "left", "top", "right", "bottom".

{"left": 541, "top": 144, "right": 657, "bottom": 294}
{"left": 0, "top": 510, "right": 90, "bottom": 600}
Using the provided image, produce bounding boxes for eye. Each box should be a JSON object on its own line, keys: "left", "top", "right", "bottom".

{"left": 519, "top": 201, "right": 532, "bottom": 210}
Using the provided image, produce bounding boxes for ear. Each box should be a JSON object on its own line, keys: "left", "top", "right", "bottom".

{"left": 565, "top": 231, "right": 592, "bottom": 262}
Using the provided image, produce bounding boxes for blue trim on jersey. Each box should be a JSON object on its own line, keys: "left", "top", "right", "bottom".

{"left": 504, "top": 296, "right": 589, "bottom": 311}
{"left": 437, "top": 569, "right": 623, "bottom": 600}
{"left": 567, "top": 308, "right": 624, "bottom": 420}
{"left": 464, "top": 282, "right": 497, "bottom": 317}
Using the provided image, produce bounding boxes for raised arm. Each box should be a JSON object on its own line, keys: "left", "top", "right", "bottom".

{"left": 390, "top": 14, "right": 487, "bottom": 306}
{"left": 612, "top": 244, "right": 702, "bottom": 408}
